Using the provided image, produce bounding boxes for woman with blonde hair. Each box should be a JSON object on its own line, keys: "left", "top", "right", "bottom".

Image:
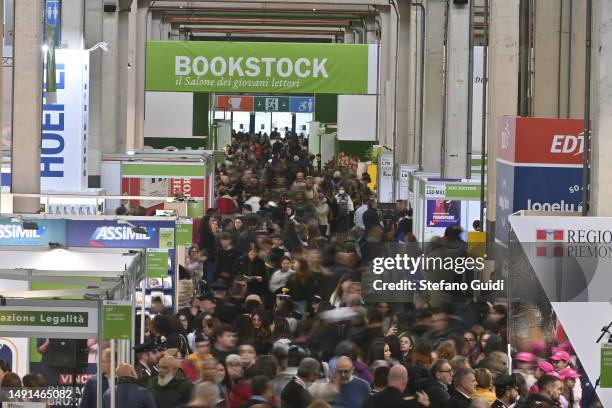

{"left": 471, "top": 368, "right": 497, "bottom": 405}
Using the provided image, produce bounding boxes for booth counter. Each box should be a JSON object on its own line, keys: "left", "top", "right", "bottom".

{"left": 411, "top": 175, "right": 482, "bottom": 242}
{"left": 101, "top": 149, "right": 221, "bottom": 216}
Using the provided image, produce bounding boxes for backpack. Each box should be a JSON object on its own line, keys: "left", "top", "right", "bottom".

{"left": 337, "top": 194, "right": 349, "bottom": 216}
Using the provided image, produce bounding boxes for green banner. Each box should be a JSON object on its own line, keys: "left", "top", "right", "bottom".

{"left": 103, "top": 302, "right": 132, "bottom": 340}
{"left": 176, "top": 221, "right": 193, "bottom": 246}
{"left": 601, "top": 346, "right": 612, "bottom": 388}
{"left": 0, "top": 311, "right": 88, "bottom": 327}
{"left": 188, "top": 201, "right": 204, "bottom": 218}
{"left": 446, "top": 184, "right": 481, "bottom": 199}
{"left": 147, "top": 249, "right": 169, "bottom": 278}
{"left": 254, "top": 96, "right": 290, "bottom": 112}
{"left": 121, "top": 163, "right": 206, "bottom": 178}
{"left": 159, "top": 228, "right": 175, "bottom": 249}
{"left": 146, "top": 41, "right": 376, "bottom": 94}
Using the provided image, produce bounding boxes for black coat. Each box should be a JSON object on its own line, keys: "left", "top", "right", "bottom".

{"left": 363, "top": 208, "right": 381, "bottom": 231}
{"left": 418, "top": 377, "right": 450, "bottom": 408}
{"left": 147, "top": 372, "right": 193, "bottom": 408}
{"left": 103, "top": 377, "right": 155, "bottom": 408}
{"left": 80, "top": 375, "right": 109, "bottom": 408}
{"left": 233, "top": 256, "right": 268, "bottom": 298}
{"left": 280, "top": 377, "right": 313, "bottom": 408}
{"left": 446, "top": 390, "right": 471, "bottom": 408}
{"left": 364, "top": 387, "right": 426, "bottom": 408}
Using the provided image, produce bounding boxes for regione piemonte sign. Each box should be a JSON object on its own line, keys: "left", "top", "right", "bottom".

{"left": 146, "top": 41, "right": 379, "bottom": 94}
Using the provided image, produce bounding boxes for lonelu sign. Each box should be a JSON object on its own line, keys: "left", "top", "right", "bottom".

{"left": 146, "top": 41, "right": 378, "bottom": 94}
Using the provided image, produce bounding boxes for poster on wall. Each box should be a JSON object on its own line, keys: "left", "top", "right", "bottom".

{"left": 426, "top": 199, "right": 461, "bottom": 228}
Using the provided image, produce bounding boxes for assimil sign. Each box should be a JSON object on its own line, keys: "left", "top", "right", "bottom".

{"left": 146, "top": 41, "right": 378, "bottom": 94}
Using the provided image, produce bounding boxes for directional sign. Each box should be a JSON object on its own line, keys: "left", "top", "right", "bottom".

{"left": 290, "top": 97, "right": 315, "bottom": 113}
{"left": 254, "top": 96, "right": 290, "bottom": 112}
{"left": 45, "top": 0, "right": 61, "bottom": 46}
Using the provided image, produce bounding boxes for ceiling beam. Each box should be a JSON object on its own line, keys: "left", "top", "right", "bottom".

{"left": 150, "top": 1, "right": 386, "bottom": 9}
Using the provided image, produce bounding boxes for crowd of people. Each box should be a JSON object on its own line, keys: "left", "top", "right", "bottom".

{"left": 0, "top": 130, "right": 601, "bottom": 408}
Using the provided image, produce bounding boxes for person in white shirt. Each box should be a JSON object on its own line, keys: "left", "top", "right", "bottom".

{"left": 269, "top": 256, "right": 295, "bottom": 293}
{"left": 353, "top": 199, "right": 368, "bottom": 229}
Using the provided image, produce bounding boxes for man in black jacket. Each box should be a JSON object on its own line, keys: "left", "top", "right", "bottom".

{"left": 418, "top": 359, "right": 452, "bottom": 407}
{"left": 363, "top": 198, "right": 382, "bottom": 232}
{"left": 280, "top": 357, "right": 320, "bottom": 408}
{"left": 148, "top": 356, "right": 193, "bottom": 408}
{"left": 364, "top": 364, "right": 430, "bottom": 407}
{"left": 523, "top": 375, "right": 563, "bottom": 408}
{"left": 492, "top": 374, "right": 520, "bottom": 408}
{"left": 446, "top": 367, "right": 477, "bottom": 408}
{"left": 103, "top": 364, "right": 155, "bottom": 408}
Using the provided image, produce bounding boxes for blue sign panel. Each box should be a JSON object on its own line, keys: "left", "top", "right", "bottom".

{"left": 0, "top": 219, "right": 66, "bottom": 246}
{"left": 495, "top": 163, "right": 583, "bottom": 243}
{"left": 290, "top": 97, "right": 315, "bottom": 113}
{"left": 66, "top": 220, "right": 175, "bottom": 248}
{"left": 45, "top": 0, "right": 61, "bottom": 45}
{"left": 513, "top": 166, "right": 583, "bottom": 213}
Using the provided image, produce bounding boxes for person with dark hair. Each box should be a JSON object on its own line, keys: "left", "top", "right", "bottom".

{"left": 80, "top": 349, "right": 111, "bottom": 408}
{"left": 0, "top": 372, "right": 22, "bottom": 402}
{"left": 418, "top": 359, "right": 452, "bottom": 407}
{"left": 492, "top": 374, "right": 520, "bottom": 408}
{"left": 152, "top": 314, "right": 190, "bottom": 358}
{"left": 447, "top": 367, "right": 477, "bottom": 408}
{"left": 0, "top": 360, "right": 9, "bottom": 383}
{"left": 234, "top": 244, "right": 268, "bottom": 302}
{"left": 211, "top": 324, "right": 238, "bottom": 363}
{"left": 371, "top": 365, "right": 390, "bottom": 393}
{"left": 362, "top": 198, "right": 382, "bottom": 233}
{"left": 239, "top": 375, "right": 274, "bottom": 408}
{"left": 523, "top": 375, "right": 563, "bottom": 408}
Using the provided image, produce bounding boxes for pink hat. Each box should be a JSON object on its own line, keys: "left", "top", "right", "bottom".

{"left": 515, "top": 352, "right": 536, "bottom": 362}
{"left": 558, "top": 367, "right": 580, "bottom": 380}
{"left": 547, "top": 371, "right": 561, "bottom": 379}
{"left": 550, "top": 351, "right": 571, "bottom": 362}
{"left": 537, "top": 360, "right": 554, "bottom": 373}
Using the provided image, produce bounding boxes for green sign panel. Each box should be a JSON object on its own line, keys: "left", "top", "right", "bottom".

{"left": 147, "top": 249, "right": 169, "bottom": 278}
{"left": 103, "top": 302, "right": 132, "bottom": 340}
{"left": 446, "top": 184, "right": 481, "bottom": 199}
{"left": 121, "top": 163, "right": 206, "bottom": 178}
{"left": 146, "top": 41, "right": 377, "bottom": 94}
{"left": 601, "top": 346, "right": 612, "bottom": 388}
{"left": 254, "top": 96, "right": 290, "bottom": 112}
{"left": 159, "top": 228, "right": 175, "bottom": 249}
{"left": 176, "top": 221, "right": 193, "bottom": 246}
{"left": 0, "top": 310, "right": 88, "bottom": 327}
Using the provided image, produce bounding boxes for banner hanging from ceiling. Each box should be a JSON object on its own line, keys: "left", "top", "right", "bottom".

{"left": 146, "top": 41, "right": 378, "bottom": 94}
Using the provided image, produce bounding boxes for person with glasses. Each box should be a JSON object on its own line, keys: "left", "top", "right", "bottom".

{"left": 492, "top": 374, "right": 520, "bottom": 408}
{"left": 418, "top": 359, "right": 452, "bottom": 407}
{"left": 330, "top": 356, "right": 371, "bottom": 408}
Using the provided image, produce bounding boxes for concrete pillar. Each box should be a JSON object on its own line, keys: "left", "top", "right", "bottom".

{"left": 116, "top": 9, "right": 130, "bottom": 153}
{"left": 84, "top": 1, "right": 103, "bottom": 185}
{"left": 11, "top": 0, "right": 43, "bottom": 213}
{"left": 533, "top": 0, "right": 586, "bottom": 118}
{"left": 101, "top": 11, "right": 119, "bottom": 157}
{"left": 396, "top": 0, "right": 413, "bottom": 165}
{"left": 532, "top": 0, "right": 561, "bottom": 117}
{"left": 134, "top": 0, "right": 149, "bottom": 150}
{"left": 126, "top": 1, "right": 137, "bottom": 150}
{"left": 591, "top": 0, "right": 612, "bottom": 216}
{"left": 377, "top": 8, "right": 391, "bottom": 150}
{"left": 486, "top": 0, "right": 520, "bottom": 234}
{"left": 422, "top": 0, "right": 445, "bottom": 173}
{"left": 443, "top": 1, "right": 470, "bottom": 179}
{"left": 61, "top": 0, "right": 84, "bottom": 49}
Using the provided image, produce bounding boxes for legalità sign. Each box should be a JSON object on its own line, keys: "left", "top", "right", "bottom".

{"left": 146, "top": 41, "right": 379, "bottom": 94}
{"left": 0, "top": 306, "right": 98, "bottom": 338}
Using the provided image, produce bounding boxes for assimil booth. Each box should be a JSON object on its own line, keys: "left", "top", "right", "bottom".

{"left": 0, "top": 246, "right": 145, "bottom": 408}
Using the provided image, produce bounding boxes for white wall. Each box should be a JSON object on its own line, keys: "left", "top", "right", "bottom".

{"left": 337, "top": 95, "right": 377, "bottom": 141}
{"left": 144, "top": 92, "right": 193, "bottom": 138}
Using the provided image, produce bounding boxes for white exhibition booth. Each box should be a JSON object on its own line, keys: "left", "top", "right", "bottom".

{"left": 0, "top": 247, "right": 144, "bottom": 408}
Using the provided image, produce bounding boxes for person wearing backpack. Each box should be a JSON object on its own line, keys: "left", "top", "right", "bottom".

{"left": 334, "top": 187, "right": 354, "bottom": 243}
